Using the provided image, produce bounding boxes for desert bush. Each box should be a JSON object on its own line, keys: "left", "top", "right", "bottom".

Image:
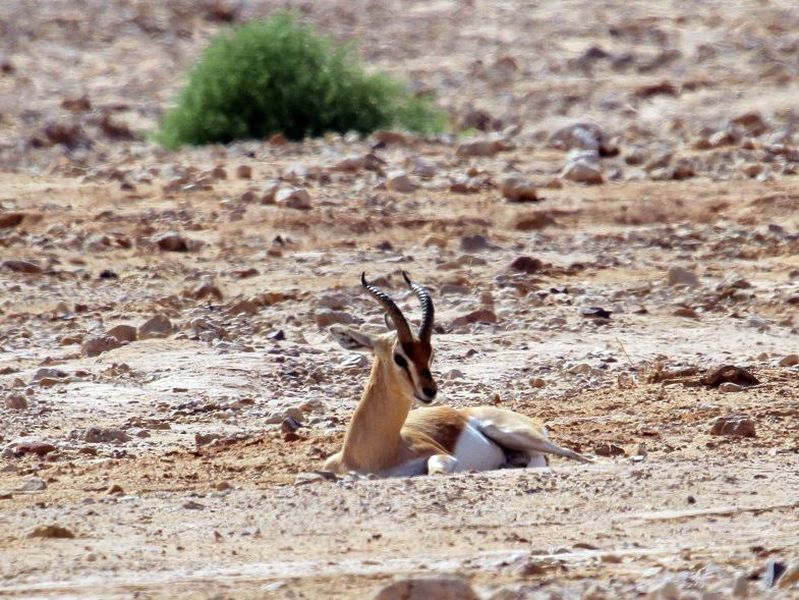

{"left": 156, "top": 13, "right": 444, "bottom": 148}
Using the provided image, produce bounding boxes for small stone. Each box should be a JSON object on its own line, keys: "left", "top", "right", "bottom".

{"left": 154, "top": 232, "right": 189, "bottom": 252}
{"left": 82, "top": 335, "right": 122, "bottom": 357}
{"left": 372, "top": 577, "right": 479, "bottom": 600}
{"left": 719, "top": 382, "right": 743, "bottom": 393}
{"left": 138, "top": 314, "right": 173, "bottom": 339}
{"left": 386, "top": 170, "right": 417, "bottom": 193}
{"left": 107, "top": 484, "right": 124, "bottom": 495}
{"left": 315, "top": 310, "right": 355, "bottom": 328}
{"left": 281, "top": 417, "right": 302, "bottom": 434}
{"left": 4, "top": 394, "right": 27, "bottom": 410}
{"left": 593, "top": 443, "right": 625, "bottom": 457}
{"left": 33, "top": 368, "right": 67, "bottom": 381}
{"left": 28, "top": 524, "right": 75, "bottom": 539}
{"left": 667, "top": 266, "right": 699, "bottom": 287}
{"left": 191, "top": 281, "right": 223, "bottom": 302}
{"left": 500, "top": 176, "right": 538, "bottom": 202}
{"left": 672, "top": 307, "right": 699, "bottom": 319}
{"left": 236, "top": 165, "right": 252, "bottom": 179}
{"left": 581, "top": 306, "right": 611, "bottom": 319}
{"left": 709, "top": 415, "right": 756, "bottom": 437}
{"left": 7, "top": 438, "right": 57, "bottom": 457}
{"left": 183, "top": 500, "right": 205, "bottom": 510}
{"left": 456, "top": 138, "right": 504, "bottom": 157}
{"left": 195, "top": 433, "right": 221, "bottom": 447}
{"left": 20, "top": 477, "right": 47, "bottom": 491}
{"left": 105, "top": 324, "right": 137, "bottom": 343}
{"left": 646, "top": 579, "right": 680, "bottom": 600}
{"left": 451, "top": 309, "right": 498, "bottom": 327}
{"left": 460, "top": 234, "right": 494, "bottom": 252}
{"left": 561, "top": 158, "right": 603, "bottom": 184}
{"left": 275, "top": 187, "right": 312, "bottom": 210}
{"left": 210, "top": 165, "right": 227, "bottom": 179}
{"left": 82, "top": 427, "right": 130, "bottom": 444}
{"left": 226, "top": 298, "right": 260, "bottom": 315}
{"left": 0, "top": 212, "right": 25, "bottom": 228}
{"left": 2, "top": 259, "right": 42, "bottom": 274}
{"left": 513, "top": 211, "right": 556, "bottom": 230}
{"left": 549, "top": 122, "right": 616, "bottom": 156}
{"left": 331, "top": 155, "right": 365, "bottom": 172}
{"left": 508, "top": 255, "right": 543, "bottom": 274}
{"left": 778, "top": 354, "right": 798, "bottom": 367}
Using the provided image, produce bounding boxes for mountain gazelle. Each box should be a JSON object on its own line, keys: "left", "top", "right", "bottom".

{"left": 324, "top": 272, "right": 592, "bottom": 476}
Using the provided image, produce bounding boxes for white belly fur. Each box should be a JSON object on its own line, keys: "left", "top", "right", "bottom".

{"left": 452, "top": 417, "right": 506, "bottom": 472}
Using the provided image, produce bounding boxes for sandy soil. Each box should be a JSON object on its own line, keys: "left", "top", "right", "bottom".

{"left": 1, "top": 1, "right": 798, "bottom": 598}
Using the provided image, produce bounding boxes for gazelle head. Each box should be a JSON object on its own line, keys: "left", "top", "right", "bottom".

{"left": 331, "top": 272, "right": 438, "bottom": 405}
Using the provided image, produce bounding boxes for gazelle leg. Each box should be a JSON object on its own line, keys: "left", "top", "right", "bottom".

{"left": 427, "top": 454, "right": 459, "bottom": 475}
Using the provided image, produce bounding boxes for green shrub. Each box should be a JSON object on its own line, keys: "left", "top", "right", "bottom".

{"left": 155, "top": 13, "right": 445, "bottom": 148}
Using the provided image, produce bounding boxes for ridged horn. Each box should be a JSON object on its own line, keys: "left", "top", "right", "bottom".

{"left": 361, "top": 273, "right": 413, "bottom": 343}
{"left": 402, "top": 271, "right": 434, "bottom": 342}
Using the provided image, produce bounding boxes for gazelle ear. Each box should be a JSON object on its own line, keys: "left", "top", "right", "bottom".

{"left": 330, "top": 325, "right": 376, "bottom": 352}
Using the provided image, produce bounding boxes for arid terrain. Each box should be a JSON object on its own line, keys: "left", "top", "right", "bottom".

{"left": 1, "top": 1, "right": 798, "bottom": 598}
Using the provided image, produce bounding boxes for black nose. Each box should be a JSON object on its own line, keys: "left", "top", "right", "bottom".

{"left": 422, "top": 387, "right": 437, "bottom": 399}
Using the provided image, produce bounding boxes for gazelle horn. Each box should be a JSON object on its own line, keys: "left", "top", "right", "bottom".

{"left": 402, "top": 271, "right": 434, "bottom": 343}
{"left": 361, "top": 273, "right": 413, "bottom": 343}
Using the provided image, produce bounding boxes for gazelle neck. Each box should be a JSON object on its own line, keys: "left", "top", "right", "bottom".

{"left": 341, "top": 352, "right": 412, "bottom": 472}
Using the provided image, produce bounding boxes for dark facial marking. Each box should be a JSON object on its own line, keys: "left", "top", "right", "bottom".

{"left": 393, "top": 353, "right": 409, "bottom": 369}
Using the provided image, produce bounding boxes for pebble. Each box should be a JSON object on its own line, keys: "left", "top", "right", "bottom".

{"left": 593, "top": 443, "right": 625, "bottom": 457}
{"left": 508, "top": 255, "right": 543, "bottom": 274}
{"left": 500, "top": 176, "right": 538, "bottom": 202}
{"left": 778, "top": 354, "right": 798, "bottom": 367}
{"left": 183, "top": 500, "right": 205, "bottom": 510}
{"left": 4, "top": 394, "right": 27, "bottom": 410}
{"left": 154, "top": 232, "right": 189, "bottom": 252}
{"left": 667, "top": 266, "right": 699, "bottom": 287}
{"left": 646, "top": 579, "right": 680, "bottom": 600}
{"left": 718, "top": 382, "right": 742, "bottom": 393}
{"left": 27, "top": 524, "right": 75, "bottom": 539}
{"left": 236, "top": 165, "right": 252, "bottom": 179}
{"left": 456, "top": 138, "right": 504, "bottom": 157}
{"left": 549, "top": 122, "right": 615, "bottom": 156}
{"left": 107, "top": 484, "right": 124, "bottom": 495}
{"left": 561, "top": 158, "right": 603, "bottom": 184}
{"left": 20, "top": 476, "right": 47, "bottom": 491}
{"left": 372, "top": 577, "right": 479, "bottom": 600}
{"left": 513, "top": 211, "right": 556, "bottom": 230}
{"left": 460, "top": 234, "right": 494, "bottom": 252}
{"left": 106, "top": 324, "right": 138, "bottom": 343}
{"left": 5, "top": 438, "right": 57, "bottom": 457}
{"left": 315, "top": 310, "right": 356, "bottom": 328}
{"left": 385, "top": 170, "right": 417, "bottom": 193}
{"left": 81, "top": 427, "right": 131, "bottom": 444}
{"left": 709, "top": 415, "right": 756, "bottom": 437}
{"left": 0, "top": 212, "right": 25, "bottom": 228}
{"left": 275, "top": 187, "right": 312, "bottom": 210}
{"left": 33, "top": 368, "right": 67, "bottom": 381}
{"left": 195, "top": 433, "right": 221, "bottom": 446}
{"left": 138, "top": 314, "right": 173, "bottom": 339}
{"left": 451, "top": 308, "right": 498, "bottom": 327}
{"left": 2, "top": 259, "right": 42, "bottom": 274}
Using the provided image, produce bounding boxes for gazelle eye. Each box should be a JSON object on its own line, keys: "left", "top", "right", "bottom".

{"left": 393, "top": 353, "right": 408, "bottom": 369}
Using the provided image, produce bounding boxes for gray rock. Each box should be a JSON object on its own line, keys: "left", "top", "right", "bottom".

{"left": 81, "top": 427, "right": 131, "bottom": 444}
{"left": 20, "top": 476, "right": 47, "bottom": 491}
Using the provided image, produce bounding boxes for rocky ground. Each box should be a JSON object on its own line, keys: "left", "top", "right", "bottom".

{"left": 1, "top": 1, "right": 799, "bottom": 598}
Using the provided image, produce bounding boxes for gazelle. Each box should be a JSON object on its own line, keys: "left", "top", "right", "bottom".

{"left": 324, "top": 272, "right": 592, "bottom": 476}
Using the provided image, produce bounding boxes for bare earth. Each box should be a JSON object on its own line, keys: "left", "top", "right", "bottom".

{"left": 1, "top": 1, "right": 798, "bottom": 598}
